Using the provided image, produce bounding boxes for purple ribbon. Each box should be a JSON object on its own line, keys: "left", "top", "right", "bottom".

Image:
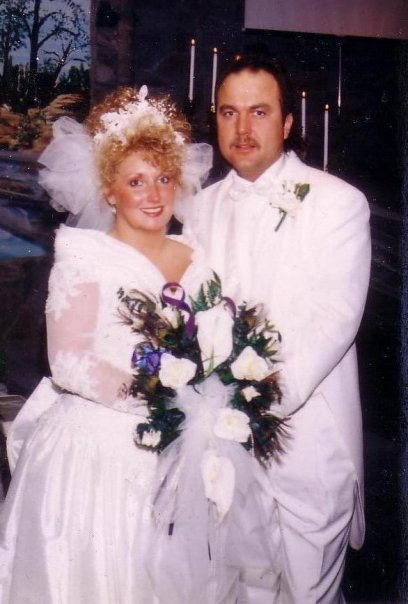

{"left": 221, "top": 296, "right": 236, "bottom": 317}
{"left": 161, "top": 282, "right": 196, "bottom": 338}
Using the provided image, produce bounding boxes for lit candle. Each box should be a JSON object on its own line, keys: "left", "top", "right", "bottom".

{"left": 211, "top": 47, "right": 218, "bottom": 110}
{"left": 188, "top": 39, "right": 196, "bottom": 102}
{"left": 337, "top": 44, "right": 342, "bottom": 116}
{"left": 323, "top": 104, "right": 329, "bottom": 171}
{"left": 301, "top": 91, "right": 306, "bottom": 138}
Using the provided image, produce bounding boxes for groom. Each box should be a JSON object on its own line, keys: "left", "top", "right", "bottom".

{"left": 179, "top": 55, "right": 371, "bottom": 602}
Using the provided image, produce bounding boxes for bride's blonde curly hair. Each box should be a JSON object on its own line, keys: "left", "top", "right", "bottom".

{"left": 85, "top": 86, "right": 191, "bottom": 189}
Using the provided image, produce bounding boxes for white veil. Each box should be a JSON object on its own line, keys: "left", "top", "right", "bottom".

{"left": 38, "top": 116, "right": 213, "bottom": 231}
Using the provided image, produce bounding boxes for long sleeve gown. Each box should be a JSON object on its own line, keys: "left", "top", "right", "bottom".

{"left": 0, "top": 224, "right": 213, "bottom": 604}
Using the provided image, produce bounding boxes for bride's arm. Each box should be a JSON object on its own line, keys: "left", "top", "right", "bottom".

{"left": 46, "top": 270, "right": 133, "bottom": 408}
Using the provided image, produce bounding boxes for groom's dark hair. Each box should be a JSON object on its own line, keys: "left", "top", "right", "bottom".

{"left": 215, "top": 54, "right": 303, "bottom": 154}
{"left": 215, "top": 54, "right": 294, "bottom": 118}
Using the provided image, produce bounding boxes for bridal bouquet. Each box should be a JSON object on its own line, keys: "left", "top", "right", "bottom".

{"left": 118, "top": 273, "right": 286, "bottom": 465}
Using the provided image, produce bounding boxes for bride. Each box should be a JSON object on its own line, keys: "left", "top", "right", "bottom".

{"left": 0, "top": 85, "right": 214, "bottom": 603}
{"left": 0, "top": 86, "right": 281, "bottom": 603}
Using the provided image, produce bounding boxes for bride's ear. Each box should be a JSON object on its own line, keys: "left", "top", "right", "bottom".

{"left": 105, "top": 192, "right": 117, "bottom": 215}
{"left": 104, "top": 187, "right": 115, "bottom": 207}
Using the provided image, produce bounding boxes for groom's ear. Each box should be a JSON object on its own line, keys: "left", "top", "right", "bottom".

{"left": 283, "top": 113, "right": 293, "bottom": 140}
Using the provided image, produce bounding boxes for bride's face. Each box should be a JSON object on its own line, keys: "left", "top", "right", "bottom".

{"left": 106, "top": 151, "right": 176, "bottom": 234}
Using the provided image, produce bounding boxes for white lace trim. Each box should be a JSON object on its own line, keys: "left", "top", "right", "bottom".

{"left": 51, "top": 351, "right": 99, "bottom": 401}
{"left": 46, "top": 262, "right": 97, "bottom": 321}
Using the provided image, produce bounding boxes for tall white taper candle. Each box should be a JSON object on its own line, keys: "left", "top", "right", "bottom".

{"left": 337, "top": 44, "right": 342, "bottom": 116}
{"left": 323, "top": 104, "right": 329, "bottom": 171}
{"left": 301, "top": 91, "right": 306, "bottom": 138}
{"left": 211, "top": 47, "right": 218, "bottom": 110}
{"left": 188, "top": 39, "right": 195, "bottom": 102}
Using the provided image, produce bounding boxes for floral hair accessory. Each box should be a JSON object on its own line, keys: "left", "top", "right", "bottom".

{"left": 93, "top": 85, "right": 185, "bottom": 149}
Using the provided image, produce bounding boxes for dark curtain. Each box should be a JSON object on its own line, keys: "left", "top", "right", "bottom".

{"left": 400, "top": 42, "right": 408, "bottom": 599}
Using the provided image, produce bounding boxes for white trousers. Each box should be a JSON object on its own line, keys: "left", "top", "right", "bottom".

{"left": 266, "top": 394, "right": 358, "bottom": 604}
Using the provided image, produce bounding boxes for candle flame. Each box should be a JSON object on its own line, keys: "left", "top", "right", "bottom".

{"left": 191, "top": 39, "right": 195, "bottom": 45}
{"left": 302, "top": 91, "right": 306, "bottom": 98}
{"left": 213, "top": 47, "right": 218, "bottom": 53}
{"left": 325, "top": 104, "right": 329, "bottom": 110}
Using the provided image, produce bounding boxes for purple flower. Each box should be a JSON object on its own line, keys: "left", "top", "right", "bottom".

{"left": 132, "top": 345, "right": 166, "bottom": 375}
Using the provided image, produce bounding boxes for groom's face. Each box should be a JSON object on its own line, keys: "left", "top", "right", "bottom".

{"left": 216, "top": 69, "right": 293, "bottom": 182}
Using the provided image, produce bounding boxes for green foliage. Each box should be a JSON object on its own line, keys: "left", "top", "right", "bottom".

{"left": 295, "top": 182, "right": 310, "bottom": 200}
{"left": 13, "top": 109, "right": 46, "bottom": 148}
{"left": 56, "top": 64, "right": 90, "bottom": 93}
{"left": 190, "top": 272, "right": 222, "bottom": 313}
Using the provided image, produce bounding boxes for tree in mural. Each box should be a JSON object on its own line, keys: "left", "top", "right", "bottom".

{"left": 0, "top": 0, "right": 89, "bottom": 108}
{"left": 18, "top": 0, "right": 89, "bottom": 105}
{"left": 0, "top": 0, "right": 28, "bottom": 98}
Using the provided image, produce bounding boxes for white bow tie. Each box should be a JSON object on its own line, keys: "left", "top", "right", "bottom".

{"left": 228, "top": 178, "right": 281, "bottom": 208}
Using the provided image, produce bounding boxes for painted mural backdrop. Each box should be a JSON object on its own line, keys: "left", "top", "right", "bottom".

{"left": 0, "top": 0, "right": 90, "bottom": 151}
{"left": 0, "top": 1, "right": 90, "bottom": 398}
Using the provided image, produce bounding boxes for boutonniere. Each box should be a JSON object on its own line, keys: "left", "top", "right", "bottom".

{"left": 273, "top": 182, "right": 310, "bottom": 232}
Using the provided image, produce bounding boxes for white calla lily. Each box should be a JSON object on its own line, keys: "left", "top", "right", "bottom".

{"left": 195, "top": 302, "right": 234, "bottom": 375}
{"left": 200, "top": 449, "right": 235, "bottom": 521}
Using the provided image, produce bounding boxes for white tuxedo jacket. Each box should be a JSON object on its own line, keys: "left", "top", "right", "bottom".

{"left": 178, "top": 151, "right": 371, "bottom": 549}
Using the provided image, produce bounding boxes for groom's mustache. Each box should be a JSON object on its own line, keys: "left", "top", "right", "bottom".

{"left": 230, "top": 137, "right": 260, "bottom": 149}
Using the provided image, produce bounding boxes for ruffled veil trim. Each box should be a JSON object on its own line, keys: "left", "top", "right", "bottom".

{"left": 38, "top": 117, "right": 213, "bottom": 231}
{"left": 38, "top": 117, "right": 114, "bottom": 231}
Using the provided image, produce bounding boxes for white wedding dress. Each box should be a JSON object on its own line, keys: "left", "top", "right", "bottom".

{"left": 0, "top": 225, "right": 213, "bottom": 604}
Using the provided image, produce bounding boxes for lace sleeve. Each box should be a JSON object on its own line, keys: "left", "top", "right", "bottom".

{"left": 46, "top": 266, "right": 133, "bottom": 408}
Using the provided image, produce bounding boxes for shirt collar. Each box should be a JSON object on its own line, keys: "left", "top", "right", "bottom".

{"left": 230, "top": 153, "right": 287, "bottom": 191}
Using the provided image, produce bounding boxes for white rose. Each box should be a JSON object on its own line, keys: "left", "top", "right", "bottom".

{"left": 241, "top": 385, "right": 260, "bottom": 402}
{"left": 140, "top": 429, "right": 161, "bottom": 447}
{"left": 195, "top": 303, "right": 234, "bottom": 375}
{"left": 200, "top": 449, "right": 235, "bottom": 520}
{"left": 231, "top": 346, "right": 270, "bottom": 381}
{"left": 158, "top": 353, "right": 197, "bottom": 390}
{"left": 161, "top": 306, "right": 179, "bottom": 328}
{"left": 277, "top": 193, "right": 302, "bottom": 216}
{"left": 213, "top": 408, "right": 251, "bottom": 443}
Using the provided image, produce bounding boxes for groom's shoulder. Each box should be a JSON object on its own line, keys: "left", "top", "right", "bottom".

{"left": 286, "top": 153, "right": 369, "bottom": 221}
{"left": 293, "top": 155, "right": 365, "bottom": 201}
{"left": 310, "top": 168, "right": 363, "bottom": 197}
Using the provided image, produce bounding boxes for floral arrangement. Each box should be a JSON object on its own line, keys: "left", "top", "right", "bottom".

{"left": 118, "top": 273, "right": 286, "bottom": 465}
{"left": 273, "top": 181, "right": 310, "bottom": 231}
